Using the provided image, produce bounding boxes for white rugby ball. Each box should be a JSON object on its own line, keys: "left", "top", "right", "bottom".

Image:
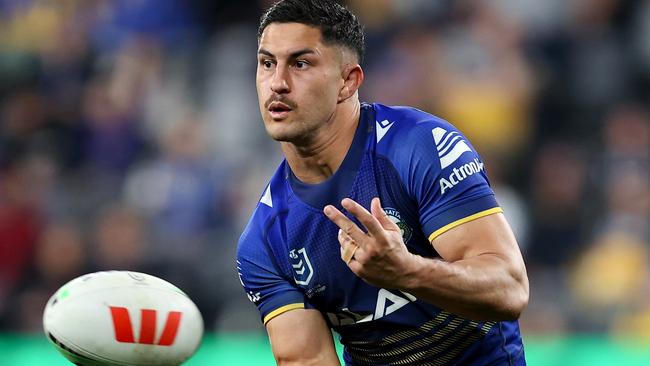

{"left": 43, "top": 271, "right": 204, "bottom": 366}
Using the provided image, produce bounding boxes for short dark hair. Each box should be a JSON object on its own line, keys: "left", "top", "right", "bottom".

{"left": 258, "top": 0, "right": 365, "bottom": 64}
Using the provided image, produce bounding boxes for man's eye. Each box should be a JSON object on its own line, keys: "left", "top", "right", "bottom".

{"left": 261, "top": 60, "right": 274, "bottom": 68}
{"left": 295, "top": 61, "right": 308, "bottom": 69}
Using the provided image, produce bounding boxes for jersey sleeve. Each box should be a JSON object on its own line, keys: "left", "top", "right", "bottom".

{"left": 391, "top": 117, "right": 502, "bottom": 242}
{"left": 236, "top": 210, "right": 307, "bottom": 325}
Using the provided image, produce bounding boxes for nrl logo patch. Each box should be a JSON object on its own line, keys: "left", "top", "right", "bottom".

{"left": 289, "top": 248, "right": 314, "bottom": 286}
{"left": 384, "top": 208, "right": 412, "bottom": 242}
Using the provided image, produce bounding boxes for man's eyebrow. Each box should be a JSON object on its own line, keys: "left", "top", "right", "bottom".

{"left": 288, "top": 48, "right": 316, "bottom": 58}
{"left": 258, "top": 48, "right": 317, "bottom": 59}
{"left": 258, "top": 48, "right": 275, "bottom": 58}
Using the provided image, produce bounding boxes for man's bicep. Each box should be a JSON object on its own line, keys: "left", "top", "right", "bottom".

{"left": 431, "top": 212, "right": 523, "bottom": 266}
{"left": 266, "top": 309, "right": 340, "bottom": 366}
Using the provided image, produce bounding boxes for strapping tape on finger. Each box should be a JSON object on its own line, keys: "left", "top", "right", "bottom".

{"left": 342, "top": 243, "right": 358, "bottom": 264}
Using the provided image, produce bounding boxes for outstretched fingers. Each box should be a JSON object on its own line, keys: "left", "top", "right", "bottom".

{"left": 323, "top": 204, "right": 366, "bottom": 244}
{"left": 341, "top": 198, "right": 385, "bottom": 237}
{"left": 370, "top": 197, "right": 401, "bottom": 232}
{"left": 324, "top": 198, "right": 395, "bottom": 268}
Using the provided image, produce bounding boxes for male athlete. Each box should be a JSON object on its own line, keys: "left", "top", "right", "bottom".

{"left": 237, "top": 1, "right": 529, "bottom": 365}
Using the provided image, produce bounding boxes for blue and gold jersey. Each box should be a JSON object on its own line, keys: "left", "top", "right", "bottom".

{"left": 237, "top": 103, "right": 525, "bottom": 365}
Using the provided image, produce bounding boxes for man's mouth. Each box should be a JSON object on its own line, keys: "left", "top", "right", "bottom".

{"left": 268, "top": 102, "right": 292, "bottom": 119}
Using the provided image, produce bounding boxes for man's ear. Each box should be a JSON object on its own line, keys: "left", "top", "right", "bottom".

{"left": 338, "top": 64, "right": 364, "bottom": 102}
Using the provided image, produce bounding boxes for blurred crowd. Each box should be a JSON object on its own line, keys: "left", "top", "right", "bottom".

{"left": 0, "top": 0, "right": 649, "bottom": 340}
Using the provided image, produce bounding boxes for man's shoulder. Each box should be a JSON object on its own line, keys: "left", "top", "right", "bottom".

{"left": 369, "top": 103, "right": 455, "bottom": 148}
{"left": 369, "top": 103, "right": 456, "bottom": 160}
{"left": 372, "top": 103, "right": 451, "bottom": 130}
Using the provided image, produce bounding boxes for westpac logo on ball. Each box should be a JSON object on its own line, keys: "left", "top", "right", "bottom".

{"left": 43, "top": 271, "right": 204, "bottom": 366}
{"left": 109, "top": 306, "right": 182, "bottom": 346}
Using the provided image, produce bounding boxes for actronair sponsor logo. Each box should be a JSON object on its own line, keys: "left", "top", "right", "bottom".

{"left": 431, "top": 127, "right": 472, "bottom": 169}
{"left": 439, "top": 158, "right": 485, "bottom": 195}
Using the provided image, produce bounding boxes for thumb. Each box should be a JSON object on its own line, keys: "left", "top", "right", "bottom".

{"left": 371, "top": 197, "right": 400, "bottom": 232}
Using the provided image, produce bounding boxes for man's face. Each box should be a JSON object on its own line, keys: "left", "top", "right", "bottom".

{"left": 256, "top": 23, "right": 345, "bottom": 143}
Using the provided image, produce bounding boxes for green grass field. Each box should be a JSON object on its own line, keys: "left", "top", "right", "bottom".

{"left": 2, "top": 333, "right": 650, "bottom": 365}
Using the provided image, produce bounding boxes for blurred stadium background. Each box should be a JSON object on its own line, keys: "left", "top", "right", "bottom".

{"left": 1, "top": 0, "right": 649, "bottom": 365}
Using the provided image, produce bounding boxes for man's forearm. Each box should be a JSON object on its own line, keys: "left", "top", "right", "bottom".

{"left": 399, "top": 254, "right": 529, "bottom": 322}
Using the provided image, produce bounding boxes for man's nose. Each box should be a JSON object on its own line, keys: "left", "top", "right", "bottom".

{"left": 270, "top": 66, "right": 290, "bottom": 94}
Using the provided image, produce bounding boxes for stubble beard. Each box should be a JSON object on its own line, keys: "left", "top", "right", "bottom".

{"left": 266, "top": 121, "right": 311, "bottom": 144}
{"left": 266, "top": 117, "right": 328, "bottom": 149}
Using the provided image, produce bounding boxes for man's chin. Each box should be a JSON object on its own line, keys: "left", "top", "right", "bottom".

{"left": 265, "top": 127, "right": 295, "bottom": 142}
{"left": 264, "top": 119, "right": 315, "bottom": 144}
{"left": 264, "top": 123, "right": 294, "bottom": 141}
{"left": 268, "top": 132, "right": 298, "bottom": 143}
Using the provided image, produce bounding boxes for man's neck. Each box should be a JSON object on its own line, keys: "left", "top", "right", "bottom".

{"left": 282, "top": 100, "right": 361, "bottom": 184}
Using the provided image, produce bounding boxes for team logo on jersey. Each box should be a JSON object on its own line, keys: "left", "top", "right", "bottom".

{"left": 289, "top": 248, "right": 314, "bottom": 286}
{"left": 431, "top": 127, "right": 472, "bottom": 169}
{"left": 384, "top": 208, "right": 412, "bottom": 242}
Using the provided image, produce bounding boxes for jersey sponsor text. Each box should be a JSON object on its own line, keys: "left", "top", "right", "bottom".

{"left": 439, "top": 158, "right": 484, "bottom": 195}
